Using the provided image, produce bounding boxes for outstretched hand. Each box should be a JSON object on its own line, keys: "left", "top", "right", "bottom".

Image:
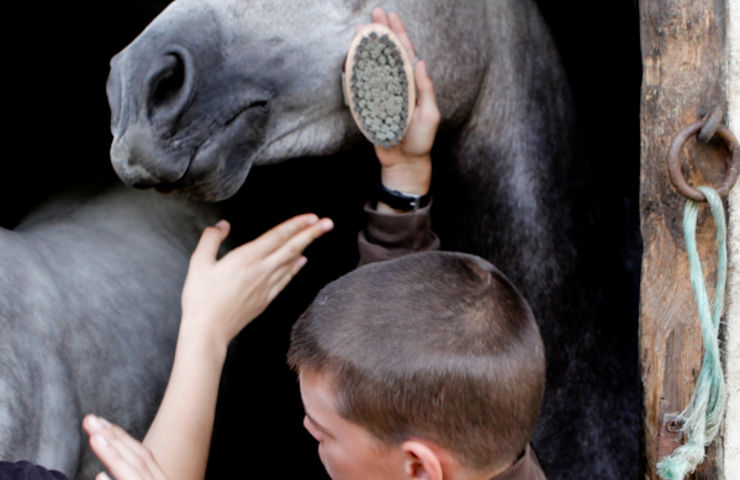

{"left": 83, "top": 415, "right": 166, "bottom": 480}
{"left": 367, "top": 7, "right": 440, "bottom": 196}
{"left": 180, "top": 214, "right": 334, "bottom": 350}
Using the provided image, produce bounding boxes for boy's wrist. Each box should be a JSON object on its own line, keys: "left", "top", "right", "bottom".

{"left": 178, "top": 314, "right": 231, "bottom": 363}
{"left": 379, "top": 156, "right": 432, "bottom": 196}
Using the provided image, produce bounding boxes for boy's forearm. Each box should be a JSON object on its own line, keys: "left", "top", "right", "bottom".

{"left": 142, "top": 322, "right": 229, "bottom": 480}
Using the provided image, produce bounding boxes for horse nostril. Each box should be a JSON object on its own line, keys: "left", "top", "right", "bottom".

{"left": 151, "top": 53, "right": 185, "bottom": 109}
{"left": 144, "top": 46, "right": 195, "bottom": 130}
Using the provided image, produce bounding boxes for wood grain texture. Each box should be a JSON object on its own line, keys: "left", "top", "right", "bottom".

{"left": 723, "top": 1, "right": 740, "bottom": 474}
{"left": 639, "top": 0, "right": 729, "bottom": 478}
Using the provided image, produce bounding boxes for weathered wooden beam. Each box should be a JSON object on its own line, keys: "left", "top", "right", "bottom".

{"left": 725, "top": 0, "right": 740, "bottom": 473}
{"left": 640, "top": 0, "right": 730, "bottom": 478}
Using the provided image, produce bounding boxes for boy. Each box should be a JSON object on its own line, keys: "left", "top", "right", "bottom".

{"left": 289, "top": 251, "right": 545, "bottom": 480}
{"left": 82, "top": 8, "right": 546, "bottom": 480}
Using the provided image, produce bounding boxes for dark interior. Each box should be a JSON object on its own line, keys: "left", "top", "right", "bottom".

{"left": 2, "top": 1, "right": 643, "bottom": 477}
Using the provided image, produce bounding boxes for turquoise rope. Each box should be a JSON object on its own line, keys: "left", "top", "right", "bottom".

{"left": 657, "top": 186, "right": 728, "bottom": 479}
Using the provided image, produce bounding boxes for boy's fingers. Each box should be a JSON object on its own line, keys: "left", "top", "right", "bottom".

{"left": 82, "top": 414, "right": 105, "bottom": 435}
{"left": 415, "top": 61, "right": 435, "bottom": 98}
{"left": 190, "top": 221, "right": 230, "bottom": 269}
{"left": 415, "top": 61, "right": 439, "bottom": 114}
{"left": 102, "top": 428, "right": 155, "bottom": 476}
{"left": 291, "top": 255, "right": 309, "bottom": 276}
{"left": 86, "top": 416, "right": 165, "bottom": 480}
{"left": 266, "top": 255, "right": 308, "bottom": 289}
{"left": 412, "top": 61, "right": 441, "bottom": 135}
{"left": 240, "top": 214, "right": 320, "bottom": 259}
{"left": 90, "top": 432, "right": 154, "bottom": 480}
{"left": 267, "top": 218, "right": 333, "bottom": 268}
{"left": 267, "top": 256, "right": 309, "bottom": 303}
{"left": 109, "top": 423, "right": 157, "bottom": 462}
{"left": 371, "top": 7, "right": 389, "bottom": 26}
{"left": 369, "top": 8, "right": 416, "bottom": 66}
{"left": 387, "top": 11, "right": 417, "bottom": 61}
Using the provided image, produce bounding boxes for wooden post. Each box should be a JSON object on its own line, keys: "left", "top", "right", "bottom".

{"left": 725, "top": 0, "right": 740, "bottom": 473}
{"left": 639, "top": 0, "right": 730, "bottom": 478}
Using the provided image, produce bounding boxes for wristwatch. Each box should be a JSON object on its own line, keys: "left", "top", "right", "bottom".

{"left": 375, "top": 183, "right": 431, "bottom": 211}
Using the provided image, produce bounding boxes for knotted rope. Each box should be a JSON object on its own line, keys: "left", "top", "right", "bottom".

{"left": 657, "top": 185, "right": 728, "bottom": 479}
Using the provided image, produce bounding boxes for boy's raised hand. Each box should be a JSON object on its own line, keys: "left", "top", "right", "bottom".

{"left": 368, "top": 8, "right": 440, "bottom": 197}
{"left": 181, "top": 214, "right": 333, "bottom": 350}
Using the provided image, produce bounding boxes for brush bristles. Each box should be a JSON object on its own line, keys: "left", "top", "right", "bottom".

{"left": 347, "top": 28, "right": 412, "bottom": 147}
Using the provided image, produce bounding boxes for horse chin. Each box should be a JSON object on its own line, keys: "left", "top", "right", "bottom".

{"left": 167, "top": 175, "right": 246, "bottom": 202}
{"left": 147, "top": 101, "right": 267, "bottom": 200}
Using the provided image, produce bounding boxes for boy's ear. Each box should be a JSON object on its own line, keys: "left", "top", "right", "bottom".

{"left": 401, "top": 440, "right": 443, "bottom": 480}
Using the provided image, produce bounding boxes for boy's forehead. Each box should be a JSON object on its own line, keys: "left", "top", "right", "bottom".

{"left": 298, "top": 369, "right": 338, "bottom": 410}
{"left": 298, "top": 369, "right": 349, "bottom": 436}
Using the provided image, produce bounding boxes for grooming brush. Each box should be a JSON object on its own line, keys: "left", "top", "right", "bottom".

{"left": 343, "top": 23, "right": 416, "bottom": 148}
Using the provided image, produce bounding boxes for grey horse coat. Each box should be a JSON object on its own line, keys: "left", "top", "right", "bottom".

{"left": 0, "top": 187, "right": 219, "bottom": 479}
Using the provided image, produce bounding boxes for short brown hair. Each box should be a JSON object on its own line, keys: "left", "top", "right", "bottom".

{"left": 287, "top": 251, "right": 545, "bottom": 470}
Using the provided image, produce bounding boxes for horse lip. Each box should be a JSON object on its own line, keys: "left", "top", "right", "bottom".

{"left": 152, "top": 100, "right": 268, "bottom": 193}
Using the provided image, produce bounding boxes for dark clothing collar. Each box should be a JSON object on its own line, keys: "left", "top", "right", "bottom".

{"left": 489, "top": 444, "right": 546, "bottom": 480}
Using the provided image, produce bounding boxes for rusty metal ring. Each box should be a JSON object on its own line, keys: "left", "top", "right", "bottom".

{"left": 667, "top": 119, "right": 740, "bottom": 202}
{"left": 697, "top": 107, "right": 723, "bottom": 143}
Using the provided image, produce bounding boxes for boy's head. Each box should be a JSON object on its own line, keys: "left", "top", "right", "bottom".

{"left": 288, "top": 251, "right": 545, "bottom": 480}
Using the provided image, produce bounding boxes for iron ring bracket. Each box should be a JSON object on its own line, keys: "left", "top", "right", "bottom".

{"left": 667, "top": 117, "right": 740, "bottom": 202}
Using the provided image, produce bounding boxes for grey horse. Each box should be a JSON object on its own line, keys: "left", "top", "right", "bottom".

{"left": 103, "top": 0, "right": 636, "bottom": 478}
{"left": 0, "top": 186, "right": 219, "bottom": 479}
